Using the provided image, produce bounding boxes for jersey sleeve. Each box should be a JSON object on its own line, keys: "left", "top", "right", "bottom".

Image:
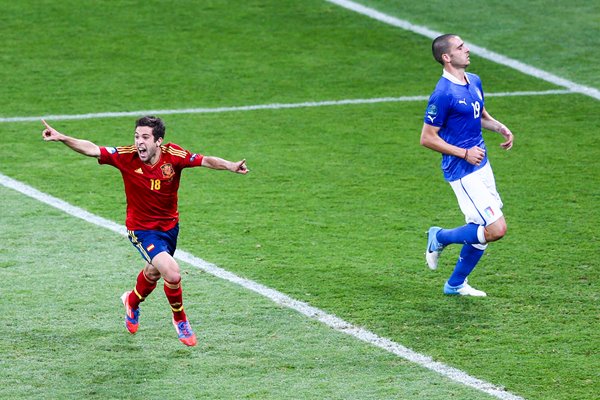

{"left": 424, "top": 91, "right": 451, "bottom": 128}
{"left": 185, "top": 151, "right": 204, "bottom": 168}
{"left": 164, "top": 143, "right": 204, "bottom": 169}
{"left": 98, "top": 145, "right": 138, "bottom": 169}
{"left": 98, "top": 146, "right": 120, "bottom": 167}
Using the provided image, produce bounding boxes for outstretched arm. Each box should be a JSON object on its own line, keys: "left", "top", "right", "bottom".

{"left": 201, "top": 156, "right": 249, "bottom": 174}
{"left": 41, "top": 119, "right": 101, "bottom": 158}
{"left": 481, "top": 108, "right": 513, "bottom": 150}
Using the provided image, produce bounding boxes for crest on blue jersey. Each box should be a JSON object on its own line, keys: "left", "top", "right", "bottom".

{"left": 426, "top": 104, "right": 438, "bottom": 116}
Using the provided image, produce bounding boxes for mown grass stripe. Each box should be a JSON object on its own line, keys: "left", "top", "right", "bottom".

{"left": 0, "top": 171, "right": 526, "bottom": 400}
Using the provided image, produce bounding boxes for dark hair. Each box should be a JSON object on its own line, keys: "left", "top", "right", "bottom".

{"left": 135, "top": 116, "right": 165, "bottom": 141}
{"left": 432, "top": 34, "right": 457, "bottom": 65}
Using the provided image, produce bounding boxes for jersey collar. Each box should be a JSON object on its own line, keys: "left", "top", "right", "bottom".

{"left": 442, "top": 69, "right": 470, "bottom": 86}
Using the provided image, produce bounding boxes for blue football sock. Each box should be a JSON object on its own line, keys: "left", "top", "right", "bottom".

{"left": 447, "top": 244, "right": 485, "bottom": 287}
{"left": 437, "top": 223, "right": 481, "bottom": 246}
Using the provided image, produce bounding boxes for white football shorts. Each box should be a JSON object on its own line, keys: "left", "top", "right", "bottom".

{"left": 449, "top": 162, "right": 503, "bottom": 227}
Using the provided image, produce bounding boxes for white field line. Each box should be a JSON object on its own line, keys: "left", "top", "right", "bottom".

{"left": 0, "top": 171, "right": 525, "bottom": 400}
{"left": 325, "top": 0, "right": 600, "bottom": 101}
{"left": 0, "top": 5, "right": 583, "bottom": 397}
{"left": 0, "top": 89, "right": 571, "bottom": 123}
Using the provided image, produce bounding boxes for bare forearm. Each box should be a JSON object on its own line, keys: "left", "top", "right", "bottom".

{"left": 420, "top": 123, "right": 485, "bottom": 164}
{"left": 42, "top": 120, "right": 100, "bottom": 157}
{"left": 201, "top": 156, "right": 249, "bottom": 174}
{"left": 481, "top": 116, "right": 506, "bottom": 134}
{"left": 481, "top": 108, "right": 514, "bottom": 150}
{"left": 60, "top": 134, "right": 101, "bottom": 157}
{"left": 421, "top": 134, "right": 465, "bottom": 157}
{"left": 481, "top": 108, "right": 507, "bottom": 133}
{"left": 201, "top": 156, "right": 235, "bottom": 171}
{"left": 420, "top": 124, "right": 465, "bottom": 157}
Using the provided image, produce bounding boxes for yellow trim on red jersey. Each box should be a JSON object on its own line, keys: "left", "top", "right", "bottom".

{"left": 117, "top": 145, "right": 137, "bottom": 154}
{"left": 162, "top": 145, "right": 187, "bottom": 159}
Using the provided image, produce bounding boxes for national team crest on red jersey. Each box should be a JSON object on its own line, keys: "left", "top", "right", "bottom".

{"left": 99, "top": 143, "right": 200, "bottom": 231}
{"left": 161, "top": 163, "right": 175, "bottom": 179}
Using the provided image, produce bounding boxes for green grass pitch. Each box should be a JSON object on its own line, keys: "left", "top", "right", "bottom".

{"left": 0, "top": 1, "right": 598, "bottom": 399}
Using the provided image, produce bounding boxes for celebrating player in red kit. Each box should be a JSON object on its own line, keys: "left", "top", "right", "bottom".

{"left": 42, "top": 116, "right": 249, "bottom": 346}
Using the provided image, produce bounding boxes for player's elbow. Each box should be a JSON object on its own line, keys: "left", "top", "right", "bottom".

{"left": 84, "top": 145, "right": 101, "bottom": 158}
{"left": 420, "top": 126, "right": 437, "bottom": 148}
{"left": 420, "top": 134, "right": 434, "bottom": 148}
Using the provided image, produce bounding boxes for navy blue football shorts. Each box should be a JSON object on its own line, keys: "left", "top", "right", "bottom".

{"left": 127, "top": 224, "right": 179, "bottom": 263}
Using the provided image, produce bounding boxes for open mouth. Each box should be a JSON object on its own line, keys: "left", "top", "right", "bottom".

{"left": 138, "top": 148, "right": 147, "bottom": 157}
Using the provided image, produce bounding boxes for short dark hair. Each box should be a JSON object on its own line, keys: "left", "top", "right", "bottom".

{"left": 135, "top": 116, "right": 165, "bottom": 141}
{"left": 432, "top": 34, "right": 457, "bottom": 65}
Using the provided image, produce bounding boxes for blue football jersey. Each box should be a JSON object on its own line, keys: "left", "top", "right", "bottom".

{"left": 424, "top": 71, "right": 487, "bottom": 181}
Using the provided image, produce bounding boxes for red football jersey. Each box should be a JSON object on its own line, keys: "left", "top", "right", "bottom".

{"left": 98, "top": 143, "right": 204, "bottom": 231}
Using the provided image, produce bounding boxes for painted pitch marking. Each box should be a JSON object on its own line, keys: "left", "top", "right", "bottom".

{"left": 0, "top": 4, "right": 590, "bottom": 397}
{"left": 325, "top": 0, "right": 600, "bottom": 101}
{"left": 0, "top": 89, "right": 571, "bottom": 123}
{"left": 0, "top": 172, "right": 525, "bottom": 400}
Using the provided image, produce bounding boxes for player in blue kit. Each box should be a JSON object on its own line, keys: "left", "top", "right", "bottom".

{"left": 420, "top": 34, "right": 514, "bottom": 297}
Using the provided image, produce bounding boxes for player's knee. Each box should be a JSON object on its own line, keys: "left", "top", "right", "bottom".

{"left": 164, "top": 275, "right": 180, "bottom": 285}
{"left": 492, "top": 226, "right": 507, "bottom": 241}
{"left": 143, "top": 263, "right": 161, "bottom": 282}
{"left": 163, "top": 262, "right": 181, "bottom": 283}
{"left": 150, "top": 253, "right": 181, "bottom": 282}
{"left": 486, "top": 221, "right": 507, "bottom": 242}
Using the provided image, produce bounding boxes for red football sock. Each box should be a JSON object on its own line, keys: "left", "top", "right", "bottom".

{"left": 128, "top": 269, "right": 157, "bottom": 309}
{"left": 164, "top": 278, "right": 187, "bottom": 322}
